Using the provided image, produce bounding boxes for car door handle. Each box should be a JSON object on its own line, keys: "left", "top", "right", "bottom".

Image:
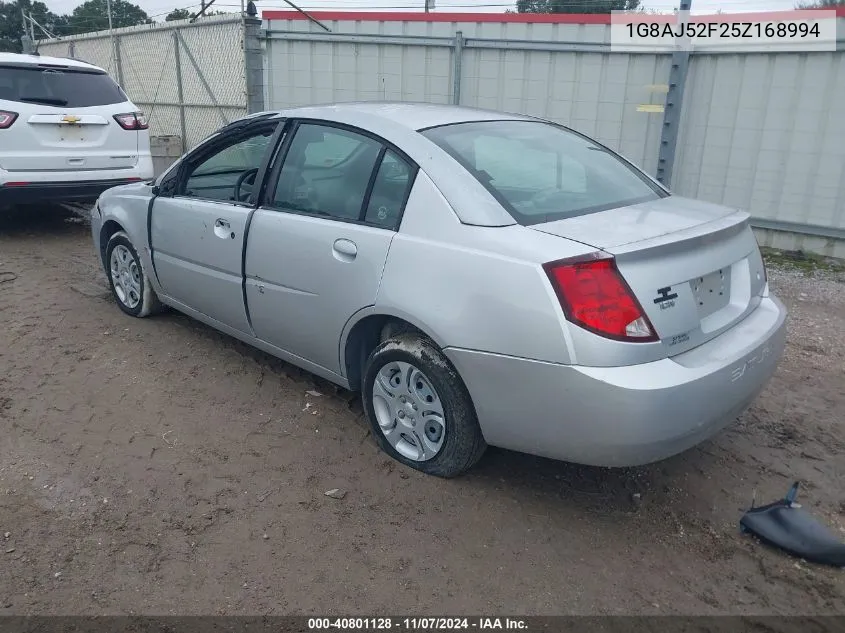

{"left": 332, "top": 238, "right": 357, "bottom": 262}
{"left": 214, "top": 218, "right": 234, "bottom": 239}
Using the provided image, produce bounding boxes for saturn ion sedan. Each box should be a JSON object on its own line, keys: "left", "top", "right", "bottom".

{"left": 90, "top": 102, "right": 787, "bottom": 477}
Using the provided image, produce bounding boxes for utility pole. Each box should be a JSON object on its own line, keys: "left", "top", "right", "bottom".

{"left": 21, "top": 9, "right": 34, "bottom": 54}
{"left": 655, "top": 0, "right": 692, "bottom": 188}
{"left": 106, "top": 0, "right": 120, "bottom": 81}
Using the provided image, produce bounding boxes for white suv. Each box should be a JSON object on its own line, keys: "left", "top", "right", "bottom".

{"left": 0, "top": 52, "right": 153, "bottom": 209}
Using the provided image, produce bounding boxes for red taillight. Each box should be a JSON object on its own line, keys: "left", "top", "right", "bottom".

{"left": 113, "top": 112, "right": 148, "bottom": 130}
{"left": 544, "top": 255, "right": 658, "bottom": 342}
{"left": 0, "top": 111, "right": 18, "bottom": 129}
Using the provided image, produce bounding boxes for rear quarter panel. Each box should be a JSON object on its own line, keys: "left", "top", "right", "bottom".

{"left": 373, "top": 171, "right": 594, "bottom": 365}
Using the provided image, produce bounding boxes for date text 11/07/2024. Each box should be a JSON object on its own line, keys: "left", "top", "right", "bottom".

{"left": 307, "top": 618, "right": 529, "bottom": 630}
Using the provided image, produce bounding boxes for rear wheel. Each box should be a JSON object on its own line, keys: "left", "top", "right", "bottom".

{"left": 362, "top": 333, "right": 486, "bottom": 478}
{"left": 105, "top": 231, "right": 162, "bottom": 318}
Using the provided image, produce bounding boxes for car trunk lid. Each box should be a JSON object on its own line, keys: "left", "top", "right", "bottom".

{"left": 531, "top": 196, "right": 768, "bottom": 357}
{"left": 0, "top": 63, "right": 139, "bottom": 173}
{"left": 0, "top": 105, "right": 139, "bottom": 172}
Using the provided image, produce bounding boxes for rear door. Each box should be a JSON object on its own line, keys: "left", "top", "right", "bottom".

{"left": 150, "top": 118, "right": 283, "bottom": 333}
{"left": 245, "top": 120, "right": 418, "bottom": 374}
{"left": 0, "top": 61, "right": 139, "bottom": 173}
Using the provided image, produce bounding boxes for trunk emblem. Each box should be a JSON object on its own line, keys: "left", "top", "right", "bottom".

{"left": 654, "top": 286, "right": 678, "bottom": 304}
{"left": 654, "top": 286, "right": 678, "bottom": 310}
{"left": 61, "top": 115, "right": 81, "bottom": 125}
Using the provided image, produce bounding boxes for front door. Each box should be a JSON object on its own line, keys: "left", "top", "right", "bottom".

{"left": 150, "top": 120, "right": 280, "bottom": 333}
{"left": 245, "top": 121, "right": 418, "bottom": 374}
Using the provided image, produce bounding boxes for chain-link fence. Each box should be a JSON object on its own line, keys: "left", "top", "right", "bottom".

{"left": 39, "top": 16, "right": 248, "bottom": 153}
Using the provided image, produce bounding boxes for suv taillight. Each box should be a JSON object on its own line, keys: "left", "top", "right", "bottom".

{"left": 544, "top": 254, "right": 658, "bottom": 342}
{"left": 0, "top": 111, "right": 18, "bottom": 129}
{"left": 113, "top": 112, "right": 148, "bottom": 130}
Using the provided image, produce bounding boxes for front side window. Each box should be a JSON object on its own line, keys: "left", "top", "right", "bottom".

{"left": 271, "top": 124, "right": 382, "bottom": 221}
{"left": 421, "top": 120, "right": 665, "bottom": 225}
{"left": 0, "top": 66, "right": 126, "bottom": 107}
{"left": 182, "top": 128, "right": 275, "bottom": 202}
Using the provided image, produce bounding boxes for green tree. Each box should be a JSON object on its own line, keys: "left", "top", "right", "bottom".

{"left": 0, "top": 0, "right": 61, "bottom": 52}
{"left": 165, "top": 7, "right": 191, "bottom": 20}
{"left": 796, "top": 0, "right": 844, "bottom": 6}
{"left": 166, "top": 7, "right": 227, "bottom": 21}
{"left": 516, "top": 0, "right": 640, "bottom": 12}
{"left": 65, "top": 0, "right": 149, "bottom": 34}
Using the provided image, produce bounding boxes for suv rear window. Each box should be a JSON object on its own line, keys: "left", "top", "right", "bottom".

{"left": 0, "top": 66, "right": 127, "bottom": 108}
{"left": 421, "top": 120, "right": 667, "bottom": 225}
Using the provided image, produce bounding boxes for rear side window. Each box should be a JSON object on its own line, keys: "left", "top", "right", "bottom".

{"left": 0, "top": 66, "right": 127, "bottom": 108}
{"left": 364, "top": 150, "right": 414, "bottom": 229}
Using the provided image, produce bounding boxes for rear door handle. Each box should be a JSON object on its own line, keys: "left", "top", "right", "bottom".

{"left": 332, "top": 238, "right": 357, "bottom": 262}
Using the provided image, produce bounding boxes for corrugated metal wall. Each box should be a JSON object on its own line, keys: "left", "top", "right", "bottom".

{"left": 264, "top": 17, "right": 669, "bottom": 174}
{"left": 266, "top": 39, "right": 454, "bottom": 105}
{"left": 673, "top": 51, "right": 845, "bottom": 256}
{"left": 459, "top": 50, "right": 668, "bottom": 173}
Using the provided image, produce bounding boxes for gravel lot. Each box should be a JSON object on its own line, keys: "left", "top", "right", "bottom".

{"left": 0, "top": 205, "right": 843, "bottom": 615}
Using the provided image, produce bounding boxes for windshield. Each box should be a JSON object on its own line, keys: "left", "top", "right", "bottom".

{"left": 421, "top": 120, "right": 666, "bottom": 225}
{"left": 0, "top": 66, "right": 127, "bottom": 108}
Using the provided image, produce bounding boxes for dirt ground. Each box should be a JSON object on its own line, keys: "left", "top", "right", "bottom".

{"left": 0, "top": 205, "right": 843, "bottom": 616}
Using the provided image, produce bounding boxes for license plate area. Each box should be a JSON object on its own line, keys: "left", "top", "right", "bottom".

{"left": 54, "top": 125, "right": 88, "bottom": 142}
{"left": 692, "top": 268, "right": 730, "bottom": 319}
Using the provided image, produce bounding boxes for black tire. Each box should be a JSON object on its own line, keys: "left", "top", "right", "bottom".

{"left": 362, "top": 333, "right": 487, "bottom": 478}
{"left": 105, "top": 231, "right": 163, "bottom": 318}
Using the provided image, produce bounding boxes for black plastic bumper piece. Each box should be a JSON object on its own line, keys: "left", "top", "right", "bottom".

{"left": 740, "top": 482, "right": 845, "bottom": 568}
{"left": 0, "top": 178, "right": 141, "bottom": 206}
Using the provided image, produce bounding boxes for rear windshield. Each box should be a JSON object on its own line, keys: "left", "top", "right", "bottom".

{"left": 421, "top": 120, "right": 666, "bottom": 225}
{"left": 0, "top": 65, "right": 127, "bottom": 108}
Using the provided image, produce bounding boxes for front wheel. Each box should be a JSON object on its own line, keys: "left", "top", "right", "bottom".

{"left": 362, "top": 333, "right": 486, "bottom": 478}
{"left": 105, "top": 231, "right": 162, "bottom": 318}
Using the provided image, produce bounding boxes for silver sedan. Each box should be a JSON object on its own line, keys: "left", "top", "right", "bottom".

{"left": 90, "top": 103, "right": 787, "bottom": 477}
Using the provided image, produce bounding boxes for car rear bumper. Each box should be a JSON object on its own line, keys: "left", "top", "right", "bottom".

{"left": 444, "top": 295, "right": 787, "bottom": 467}
{"left": 0, "top": 177, "right": 148, "bottom": 205}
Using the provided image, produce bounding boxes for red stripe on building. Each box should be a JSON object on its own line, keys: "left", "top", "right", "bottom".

{"left": 262, "top": 8, "right": 845, "bottom": 23}
{"left": 261, "top": 11, "right": 613, "bottom": 24}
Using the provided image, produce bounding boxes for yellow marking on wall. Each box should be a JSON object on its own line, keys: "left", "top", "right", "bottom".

{"left": 637, "top": 104, "right": 665, "bottom": 113}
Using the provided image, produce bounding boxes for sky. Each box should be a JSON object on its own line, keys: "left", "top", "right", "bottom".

{"left": 39, "top": 0, "right": 802, "bottom": 25}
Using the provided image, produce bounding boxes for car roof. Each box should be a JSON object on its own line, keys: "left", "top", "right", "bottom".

{"left": 271, "top": 101, "right": 533, "bottom": 132}
{"left": 0, "top": 52, "right": 104, "bottom": 72}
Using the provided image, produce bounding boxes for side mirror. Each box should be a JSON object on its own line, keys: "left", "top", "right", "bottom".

{"left": 151, "top": 184, "right": 160, "bottom": 196}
